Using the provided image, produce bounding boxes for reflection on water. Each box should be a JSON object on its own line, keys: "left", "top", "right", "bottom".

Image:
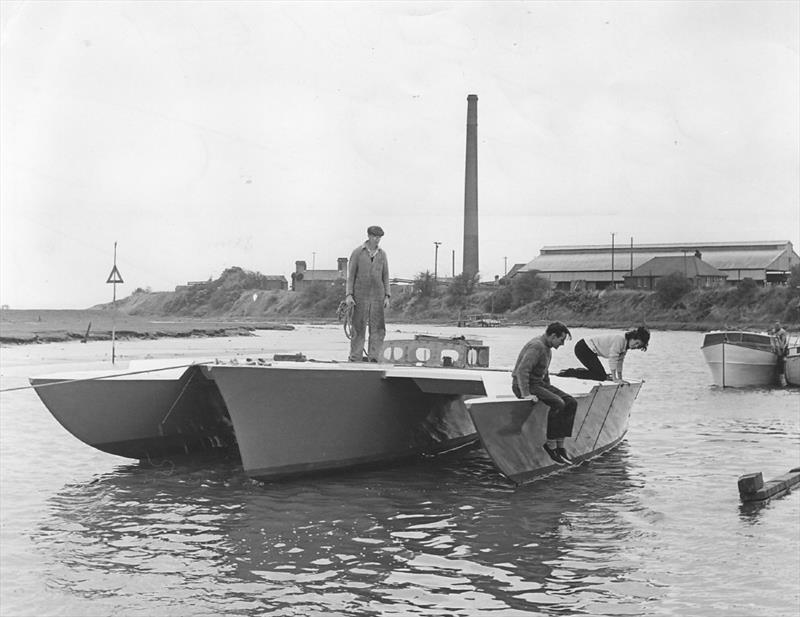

{"left": 33, "top": 448, "right": 647, "bottom": 616}
{"left": 2, "top": 326, "right": 799, "bottom": 617}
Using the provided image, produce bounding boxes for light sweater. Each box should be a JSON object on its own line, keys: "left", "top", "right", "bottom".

{"left": 587, "top": 333, "right": 628, "bottom": 372}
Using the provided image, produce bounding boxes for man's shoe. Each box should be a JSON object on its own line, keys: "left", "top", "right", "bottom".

{"left": 556, "top": 447, "right": 574, "bottom": 465}
{"left": 543, "top": 443, "right": 566, "bottom": 465}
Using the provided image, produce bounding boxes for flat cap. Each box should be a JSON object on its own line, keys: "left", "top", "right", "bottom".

{"left": 367, "top": 225, "right": 384, "bottom": 237}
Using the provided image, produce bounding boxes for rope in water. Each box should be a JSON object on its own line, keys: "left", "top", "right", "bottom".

{"left": 0, "top": 361, "right": 214, "bottom": 393}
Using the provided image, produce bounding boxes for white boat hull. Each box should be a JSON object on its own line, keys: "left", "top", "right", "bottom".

{"left": 701, "top": 331, "right": 778, "bottom": 388}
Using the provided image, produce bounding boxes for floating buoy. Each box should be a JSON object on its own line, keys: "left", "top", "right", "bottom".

{"left": 738, "top": 468, "right": 800, "bottom": 503}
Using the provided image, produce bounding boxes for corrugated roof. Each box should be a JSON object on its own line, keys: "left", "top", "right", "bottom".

{"left": 502, "top": 263, "right": 526, "bottom": 279}
{"left": 539, "top": 271, "right": 613, "bottom": 282}
{"left": 541, "top": 240, "right": 792, "bottom": 253}
{"left": 699, "top": 249, "right": 789, "bottom": 270}
{"left": 521, "top": 245, "right": 796, "bottom": 273}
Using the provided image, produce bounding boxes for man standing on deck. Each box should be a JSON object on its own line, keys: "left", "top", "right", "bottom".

{"left": 345, "top": 225, "right": 390, "bottom": 362}
{"left": 509, "top": 321, "right": 577, "bottom": 465}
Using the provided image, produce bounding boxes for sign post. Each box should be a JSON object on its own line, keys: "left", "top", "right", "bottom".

{"left": 106, "top": 242, "right": 124, "bottom": 364}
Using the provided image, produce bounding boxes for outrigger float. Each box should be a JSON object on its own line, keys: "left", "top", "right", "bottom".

{"left": 29, "top": 335, "right": 643, "bottom": 485}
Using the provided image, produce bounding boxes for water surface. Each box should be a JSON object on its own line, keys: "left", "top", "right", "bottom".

{"left": 1, "top": 325, "right": 798, "bottom": 616}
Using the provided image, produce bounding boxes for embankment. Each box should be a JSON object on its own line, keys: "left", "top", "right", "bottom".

{"left": 4, "top": 277, "right": 797, "bottom": 346}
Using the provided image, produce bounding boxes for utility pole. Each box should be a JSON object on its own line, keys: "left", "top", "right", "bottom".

{"left": 610, "top": 232, "right": 616, "bottom": 289}
{"left": 630, "top": 237, "right": 634, "bottom": 276}
{"left": 433, "top": 242, "right": 441, "bottom": 280}
{"left": 503, "top": 256, "right": 508, "bottom": 276}
{"left": 311, "top": 252, "right": 316, "bottom": 280}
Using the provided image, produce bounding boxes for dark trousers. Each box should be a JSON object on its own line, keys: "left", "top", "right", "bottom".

{"left": 574, "top": 339, "right": 609, "bottom": 381}
{"left": 512, "top": 382, "right": 577, "bottom": 440}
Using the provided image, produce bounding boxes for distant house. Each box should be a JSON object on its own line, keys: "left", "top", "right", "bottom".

{"left": 292, "top": 258, "right": 348, "bottom": 291}
{"left": 389, "top": 278, "right": 414, "bottom": 297}
{"left": 624, "top": 256, "right": 727, "bottom": 290}
{"left": 261, "top": 275, "right": 289, "bottom": 291}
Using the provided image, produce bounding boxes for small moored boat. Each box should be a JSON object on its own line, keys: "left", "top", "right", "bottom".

{"left": 700, "top": 330, "right": 780, "bottom": 387}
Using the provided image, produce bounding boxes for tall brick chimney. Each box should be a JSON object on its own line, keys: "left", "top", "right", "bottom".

{"left": 463, "top": 94, "right": 479, "bottom": 278}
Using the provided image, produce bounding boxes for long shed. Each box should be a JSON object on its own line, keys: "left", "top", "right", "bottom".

{"left": 517, "top": 241, "right": 798, "bottom": 290}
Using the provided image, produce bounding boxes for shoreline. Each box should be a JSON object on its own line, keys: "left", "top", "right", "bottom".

{"left": 0, "top": 325, "right": 294, "bottom": 346}
{"left": 1, "top": 311, "right": 790, "bottom": 347}
{"left": 0, "top": 309, "right": 295, "bottom": 346}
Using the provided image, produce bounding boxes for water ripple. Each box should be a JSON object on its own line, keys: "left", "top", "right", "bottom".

{"left": 2, "top": 327, "right": 798, "bottom": 616}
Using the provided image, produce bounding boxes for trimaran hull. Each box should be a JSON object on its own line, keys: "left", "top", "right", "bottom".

{"left": 30, "top": 356, "right": 643, "bottom": 485}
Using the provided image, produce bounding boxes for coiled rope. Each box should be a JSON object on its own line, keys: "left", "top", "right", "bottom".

{"left": 336, "top": 300, "right": 354, "bottom": 340}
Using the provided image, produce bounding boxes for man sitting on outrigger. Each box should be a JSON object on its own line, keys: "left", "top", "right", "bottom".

{"left": 510, "top": 321, "right": 577, "bottom": 466}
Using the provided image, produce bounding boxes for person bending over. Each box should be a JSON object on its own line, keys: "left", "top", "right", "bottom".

{"left": 573, "top": 326, "right": 650, "bottom": 382}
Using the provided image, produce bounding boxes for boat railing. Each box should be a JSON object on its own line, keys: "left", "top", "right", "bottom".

{"left": 702, "top": 330, "right": 776, "bottom": 353}
{"left": 381, "top": 335, "right": 490, "bottom": 368}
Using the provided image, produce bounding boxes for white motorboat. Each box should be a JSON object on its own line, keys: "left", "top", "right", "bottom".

{"left": 700, "top": 330, "right": 779, "bottom": 387}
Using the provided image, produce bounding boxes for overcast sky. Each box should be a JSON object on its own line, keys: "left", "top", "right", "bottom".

{"left": 1, "top": 1, "right": 798, "bottom": 309}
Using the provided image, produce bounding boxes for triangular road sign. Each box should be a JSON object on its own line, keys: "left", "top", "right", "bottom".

{"left": 106, "top": 265, "right": 124, "bottom": 284}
